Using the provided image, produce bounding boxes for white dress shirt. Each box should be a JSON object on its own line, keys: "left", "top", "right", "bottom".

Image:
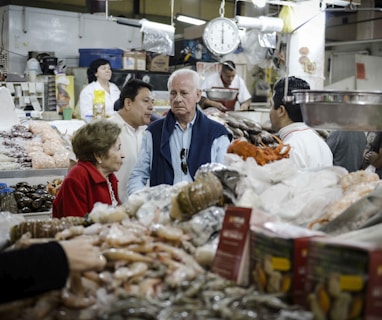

{"left": 108, "top": 112, "right": 146, "bottom": 203}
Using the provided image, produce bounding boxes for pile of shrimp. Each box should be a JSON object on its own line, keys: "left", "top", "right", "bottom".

{"left": 0, "top": 212, "right": 306, "bottom": 319}
{"left": 227, "top": 135, "right": 291, "bottom": 166}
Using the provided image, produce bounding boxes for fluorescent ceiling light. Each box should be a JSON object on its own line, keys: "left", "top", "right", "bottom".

{"left": 176, "top": 14, "right": 206, "bottom": 26}
{"left": 324, "top": 0, "right": 360, "bottom": 6}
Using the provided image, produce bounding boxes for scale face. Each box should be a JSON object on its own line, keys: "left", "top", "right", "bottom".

{"left": 202, "top": 17, "right": 240, "bottom": 56}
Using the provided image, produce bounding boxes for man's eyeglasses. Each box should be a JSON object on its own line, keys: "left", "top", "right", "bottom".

{"left": 180, "top": 148, "right": 188, "bottom": 175}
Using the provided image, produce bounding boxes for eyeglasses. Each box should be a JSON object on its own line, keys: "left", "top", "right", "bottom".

{"left": 180, "top": 148, "right": 188, "bottom": 175}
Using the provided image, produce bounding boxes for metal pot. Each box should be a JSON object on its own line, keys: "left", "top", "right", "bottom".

{"left": 205, "top": 88, "right": 238, "bottom": 101}
{"left": 292, "top": 89, "right": 382, "bottom": 131}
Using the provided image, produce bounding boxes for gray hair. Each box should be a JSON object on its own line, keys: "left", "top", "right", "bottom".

{"left": 72, "top": 119, "right": 121, "bottom": 164}
{"left": 167, "top": 68, "right": 201, "bottom": 90}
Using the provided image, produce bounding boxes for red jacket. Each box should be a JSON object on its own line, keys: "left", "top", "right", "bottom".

{"left": 52, "top": 161, "right": 120, "bottom": 218}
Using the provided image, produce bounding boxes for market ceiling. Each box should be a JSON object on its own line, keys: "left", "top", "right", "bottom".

{"left": 1, "top": 0, "right": 380, "bottom": 19}
{"left": 0, "top": 0, "right": 381, "bottom": 34}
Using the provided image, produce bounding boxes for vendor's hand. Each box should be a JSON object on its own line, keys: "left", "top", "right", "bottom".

{"left": 239, "top": 104, "right": 249, "bottom": 111}
{"left": 364, "top": 151, "right": 378, "bottom": 163}
{"left": 239, "top": 101, "right": 251, "bottom": 111}
{"left": 213, "top": 101, "right": 227, "bottom": 112}
{"left": 60, "top": 239, "right": 106, "bottom": 272}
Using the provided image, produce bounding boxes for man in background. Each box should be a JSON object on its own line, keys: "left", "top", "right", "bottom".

{"left": 109, "top": 79, "right": 154, "bottom": 202}
{"left": 326, "top": 130, "right": 366, "bottom": 172}
{"left": 127, "top": 69, "right": 232, "bottom": 195}
{"left": 200, "top": 60, "right": 252, "bottom": 112}
{"left": 269, "top": 76, "right": 333, "bottom": 169}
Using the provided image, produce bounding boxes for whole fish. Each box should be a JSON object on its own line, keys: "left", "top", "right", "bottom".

{"left": 319, "top": 185, "right": 382, "bottom": 235}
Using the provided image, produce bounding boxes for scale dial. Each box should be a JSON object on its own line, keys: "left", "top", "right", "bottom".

{"left": 203, "top": 17, "right": 240, "bottom": 56}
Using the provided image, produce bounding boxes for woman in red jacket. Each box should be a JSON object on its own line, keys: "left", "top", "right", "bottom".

{"left": 52, "top": 119, "right": 124, "bottom": 218}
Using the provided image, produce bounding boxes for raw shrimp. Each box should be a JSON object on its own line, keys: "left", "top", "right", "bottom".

{"left": 55, "top": 225, "right": 84, "bottom": 240}
{"left": 138, "top": 278, "right": 162, "bottom": 297}
{"left": 114, "top": 262, "right": 149, "bottom": 282}
{"left": 99, "top": 223, "right": 143, "bottom": 247}
{"left": 103, "top": 248, "right": 153, "bottom": 263}
{"left": 151, "top": 223, "right": 189, "bottom": 242}
{"left": 61, "top": 272, "right": 96, "bottom": 309}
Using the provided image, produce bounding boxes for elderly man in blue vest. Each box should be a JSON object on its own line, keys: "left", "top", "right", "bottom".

{"left": 127, "top": 68, "right": 232, "bottom": 195}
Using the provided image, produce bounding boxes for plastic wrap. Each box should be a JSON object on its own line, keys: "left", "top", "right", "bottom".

{"left": 0, "top": 212, "right": 25, "bottom": 250}
{"left": 170, "top": 172, "right": 224, "bottom": 221}
{"left": 140, "top": 19, "right": 175, "bottom": 56}
{"left": 29, "top": 151, "right": 56, "bottom": 169}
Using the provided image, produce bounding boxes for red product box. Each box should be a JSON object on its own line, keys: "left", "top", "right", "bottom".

{"left": 211, "top": 206, "right": 252, "bottom": 286}
{"left": 250, "top": 222, "right": 323, "bottom": 306}
{"left": 305, "top": 236, "right": 382, "bottom": 320}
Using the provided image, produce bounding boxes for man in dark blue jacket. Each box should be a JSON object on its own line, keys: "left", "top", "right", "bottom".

{"left": 128, "top": 68, "right": 232, "bottom": 195}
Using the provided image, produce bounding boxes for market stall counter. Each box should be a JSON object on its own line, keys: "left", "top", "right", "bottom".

{"left": 0, "top": 119, "right": 82, "bottom": 220}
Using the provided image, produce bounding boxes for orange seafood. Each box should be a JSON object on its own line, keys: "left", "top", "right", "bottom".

{"left": 227, "top": 135, "right": 290, "bottom": 165}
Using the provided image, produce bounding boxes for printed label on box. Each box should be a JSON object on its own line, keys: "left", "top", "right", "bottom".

{"left": 211, "top": 206, "right": 252, "bottom": 286}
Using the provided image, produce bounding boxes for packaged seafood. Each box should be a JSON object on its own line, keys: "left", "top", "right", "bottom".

{"left": 250, "top": 221, "right": 324, "bottom": 305}
{"left": 170, "top": 172, "right": 224, "bottom": 221}
{"left": 306, "top": 236, "right": 382, "bottom": 319}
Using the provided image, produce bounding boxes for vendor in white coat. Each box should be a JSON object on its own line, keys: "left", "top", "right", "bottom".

{"left": 269, "top": 76, "right": 333, "bottom": 169}
{"left": 199, "top": 60, "right": 252, "bottom": 112}
{"left": 78, "top": 58, "right": 121, "bottom": 120}
{"left": 109, "top": 79, "right": 154, "bottom": 202}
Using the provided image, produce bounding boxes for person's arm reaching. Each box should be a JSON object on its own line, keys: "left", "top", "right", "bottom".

{"left": 199, "top": 96, "right": 227, "bottom": 112}
{"left": 0, "top": 240, "right": 105, "bottom": 304}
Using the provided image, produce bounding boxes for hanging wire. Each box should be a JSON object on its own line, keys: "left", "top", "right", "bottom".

{"left": 170, "top": 0, "right": 175, "bottom": 26}
{"left": 219, "top": 0, "right": 225, "bottom": 17}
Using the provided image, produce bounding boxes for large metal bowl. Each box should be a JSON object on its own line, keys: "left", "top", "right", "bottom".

{"left": 292, "top": 90, "right": 382, "bottom": 131}
{"left": 205, "top": 88, "right": 238, "bottom": 101}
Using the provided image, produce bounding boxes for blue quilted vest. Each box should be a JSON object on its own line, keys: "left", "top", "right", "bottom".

{"left": 147, "top": 108, "right": 232, "bottom": 186}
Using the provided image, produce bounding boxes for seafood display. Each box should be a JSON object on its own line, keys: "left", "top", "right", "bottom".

{"left": 2, "top": 137, "right": 382, "bottom": 319}
{"left": 170, "top": 172, "right": 224, "bottom": 220}
{"left": 227, "top": 156, "right": 382, "bottom": 231}
{"left": 308, "top": 170, "right": 381, "bottom": 232}
{"left": 227, "top": 137, "right": 290, "bottom": 166}
{"left": 9, "top": 216, "right": 87, "bottom": 243}
{"left": 318, "top": 185, "right": 382, "bottom": 235}
{"left": 206, "top": 108, "right": 291, "bottom": 167}
{"left": 0, "top": 210, "right": 308, "bottom": 320}
{"left": 203, "top": 107, "right": 264, "bottom": 142}
{"left": 0, "top": 122, "right": 70, "bottom": 170}
{"left": 10, "top": 181, "right": 57, "bottom": 214}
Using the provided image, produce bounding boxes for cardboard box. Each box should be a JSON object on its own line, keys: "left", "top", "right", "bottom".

{"left": 78, "top": 48, "right": 123, "bottom": 69}
{"left": 146, "top": 53, "right": 169, "bottom": 72}
{"left": 305, "top": 236, "right": 382, "bottom": 320}
{"left": 123, "top": 50, "right": 146, "bottom": 70}
{"left": 250, "top": 222, "right": 323, "bottom": 305}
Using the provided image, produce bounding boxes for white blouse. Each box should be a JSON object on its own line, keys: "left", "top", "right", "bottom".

{"left": 79, "top": 80, "right": 120, "bottom": 120}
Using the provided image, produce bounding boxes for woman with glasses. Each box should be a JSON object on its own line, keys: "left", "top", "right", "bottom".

{"left": 127, "top": 69, "right": 232, "bottom": 195}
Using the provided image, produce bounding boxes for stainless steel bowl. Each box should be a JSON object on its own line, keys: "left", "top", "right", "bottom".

{"left": 205, "top": 88, "right": 238, "bottom": 101}
{"left": 292, "top": 90, "right": 382, "bottom": 131}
